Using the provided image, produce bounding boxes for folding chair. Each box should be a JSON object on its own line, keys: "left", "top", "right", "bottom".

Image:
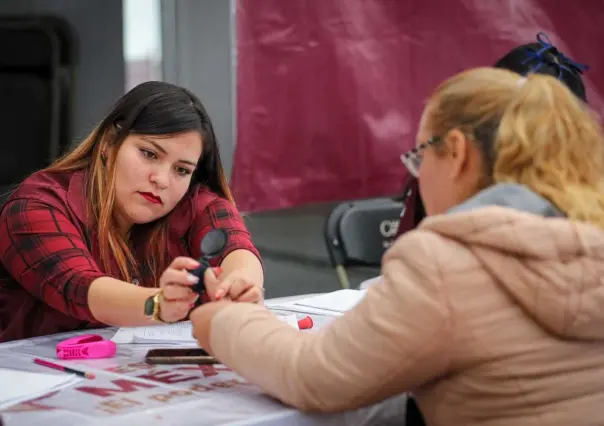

{"left": 0, "top": 16, "right": 77, "bottom": 205}
{"left": 324, "top": 198, "right": 403, "bottom": 289}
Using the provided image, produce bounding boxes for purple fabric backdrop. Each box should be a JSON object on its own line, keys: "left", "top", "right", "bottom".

{"left": 232, "top": 0, "right": 604, "bottom": 212}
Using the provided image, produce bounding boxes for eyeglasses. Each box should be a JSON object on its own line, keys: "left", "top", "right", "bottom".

{"left": 400, "top": 137, "right": 441, "bottom": 178}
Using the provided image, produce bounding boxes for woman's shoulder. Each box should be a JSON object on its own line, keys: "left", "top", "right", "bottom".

{"left": 17, "top": 169, "right": 72, "bottom": 188}
{"left": 384, "top": 223, "right": 478, "bottom": 286}
{"left": 5, "top": 169, "right": 77, "bottom": 209}
{"left": 172, "top": 185, "right": 231, "bottom": 215}
{"left": 386, "top": 227, "right": 457, "bottom": 265}
{"left": 166, "top": 185, "right": 236, "bottom": 235}
{"left": 0, "top": 169, "right": 89, "bottom": 230}
{"left": 190, "top": 185, "right": 229, "bottom": 208}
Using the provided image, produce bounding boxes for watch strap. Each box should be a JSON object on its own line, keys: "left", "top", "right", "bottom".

{"left": 144, "top": 290, "right": 169, "bottom": 323}
{"left": 151, "top": 291, "right": 164, "bottom": 322}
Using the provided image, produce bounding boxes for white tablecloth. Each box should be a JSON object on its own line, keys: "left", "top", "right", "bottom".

{"left": 0, "top": 297, "right": 407, "bottom": 425}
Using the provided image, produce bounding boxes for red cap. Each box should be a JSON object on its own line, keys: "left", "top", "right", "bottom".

{"left": 297, "top": 316, "right": 314, "bottom": 330}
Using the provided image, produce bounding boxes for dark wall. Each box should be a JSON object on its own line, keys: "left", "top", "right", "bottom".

{"left": 0, "top": 0, "right": 125, "bottom": 143}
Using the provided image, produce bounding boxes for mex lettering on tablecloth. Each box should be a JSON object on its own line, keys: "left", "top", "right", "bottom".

{"left": 3, "top": 362, "right": 257, "bottom": 416}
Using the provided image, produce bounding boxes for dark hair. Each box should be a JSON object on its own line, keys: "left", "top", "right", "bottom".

{"left": 494, "top": 32, "right": 589, "bottom": 102}
{"left": 46, "top": 81, "right": 233, "bottom": 283}
{"left": 99, "top": 81, "right": 232, "bottom": 201}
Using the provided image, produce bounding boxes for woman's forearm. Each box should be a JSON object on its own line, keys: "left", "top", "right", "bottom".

{"left": 88, "top": 277, "right": 158, "bottom": 326}
{"left": 221, "top": 249, "right": 264, "bottom": 287}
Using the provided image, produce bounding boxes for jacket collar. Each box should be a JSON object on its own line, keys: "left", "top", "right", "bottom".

{"left": 447, "top": 183, "right": 565, "bottom": 218}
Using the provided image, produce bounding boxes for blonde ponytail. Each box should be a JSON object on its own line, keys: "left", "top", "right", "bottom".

{"left": 494, "top": 73, "right": 604, "bottom": 228}
{"left": 426, "top": 68, "right": 604, "bottom": 230}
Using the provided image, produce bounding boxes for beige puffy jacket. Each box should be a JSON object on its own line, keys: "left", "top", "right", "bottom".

{"left": 208, "top": 184, "right": 604, "bottom": 426}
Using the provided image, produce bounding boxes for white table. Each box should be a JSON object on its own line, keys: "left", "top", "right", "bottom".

{"left": 0, "top": 296, "right": 408, "bottom": 425}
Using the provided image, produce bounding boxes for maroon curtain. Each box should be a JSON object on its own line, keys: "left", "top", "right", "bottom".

{"left": 232, "top": 0, "right": 604, "bottom": 213}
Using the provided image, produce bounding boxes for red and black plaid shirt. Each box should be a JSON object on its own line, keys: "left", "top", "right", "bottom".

{"left": 0, "top": 170, "right": 260, "bottom": 342}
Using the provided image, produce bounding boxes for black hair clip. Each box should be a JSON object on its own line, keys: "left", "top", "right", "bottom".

{"left": 523, "top": 32, "right": 590, "bottom": 77}
{"left": 189, "top": 228, "right": 229, "bottom": 297}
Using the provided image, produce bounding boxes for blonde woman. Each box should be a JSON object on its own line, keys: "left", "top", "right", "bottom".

{"left": 191, "top": 68, "right": 604, "bottom": 425}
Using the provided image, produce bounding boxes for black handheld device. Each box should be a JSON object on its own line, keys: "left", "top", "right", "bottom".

{"left": 189, "top": 228, "right": 228, "bottom": 297}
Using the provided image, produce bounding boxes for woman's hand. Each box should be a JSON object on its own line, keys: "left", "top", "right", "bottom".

{"left": 157, "top": 257, "right": 201, "bottom": 323}
{"left": 204, "top": 268, "right": 264, "bottom": 304}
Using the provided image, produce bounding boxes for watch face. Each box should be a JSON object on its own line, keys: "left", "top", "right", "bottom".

{"left": 144, "top": 295, "right": 155, "bottom": 316}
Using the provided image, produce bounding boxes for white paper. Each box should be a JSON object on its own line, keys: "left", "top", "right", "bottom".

{"left": 265, "top": 302, "right": 345, "bottom": 317}
{"left": 111, "top": 321, "right": 196, "bottom": 345}
{"left": 137, "top": 321, "right": 196, "bottom": 343}
{"left": 359, "top": 275, "right": 382, "bottom": 290}
{"left": 273, "top": 312, "right": 300, "bottom": 328}
{"left": 291, "top": 289, "right": 367, "bottom": 313}
{"left": 112, "top": 314, "right": 299, "bottom": 345}
{"left": 110, "top": 326, "right": 138, "bottom": 344}
{"left": 0, "top": 367, "right": 81, "bottom": 410}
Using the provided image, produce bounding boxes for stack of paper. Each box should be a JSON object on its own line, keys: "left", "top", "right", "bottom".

{"left": 292, "top": 289, "right": 367, "bottom": 313}
{"left": 273, "top": 312, "right": 300, "bottom": 328}
{"left": 112, "top": 313, "right": 300, "bottom": 345}
{"left": 266, "top": 289, "right": 367, "bottom": 317}
{"left": 0, "top": 367, "right": 81, "bottom": 410}
{"left": 111, "top": 321, "right": 198, "bottom": 345}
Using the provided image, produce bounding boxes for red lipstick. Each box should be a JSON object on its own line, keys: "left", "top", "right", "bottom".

{"left": 138, "top": 192, "right": 162, "bottom": 205}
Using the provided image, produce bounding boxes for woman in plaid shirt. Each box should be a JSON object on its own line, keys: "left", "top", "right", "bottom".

{"left": 0, "top": 81, "right": 263, "bottom": 342}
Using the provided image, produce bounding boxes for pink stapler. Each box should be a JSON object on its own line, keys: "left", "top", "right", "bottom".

{"left": 56, "top": 334, "right": 117, "bottom": 360}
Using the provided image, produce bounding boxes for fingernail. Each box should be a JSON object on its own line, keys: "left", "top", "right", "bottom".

{"left": 214, "top": 267, "right": 223, "bottom": 275}
{"left": 215, "top": 289, "right": 225, "bottom": 300}
{"left": 187, "top": 274, "right": 200, "bottom": 283}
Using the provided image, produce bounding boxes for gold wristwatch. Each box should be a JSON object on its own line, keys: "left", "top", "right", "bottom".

{"left": 144, "top": 291, "right": 166, "bottom": 323}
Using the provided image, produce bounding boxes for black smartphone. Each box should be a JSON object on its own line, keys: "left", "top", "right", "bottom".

{"left": 145, "top": 348, "right": 219, "bottom": 365}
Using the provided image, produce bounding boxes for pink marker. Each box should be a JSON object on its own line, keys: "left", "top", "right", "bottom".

{"left": 56, "top": 334, "right": 117, "bottom": 360}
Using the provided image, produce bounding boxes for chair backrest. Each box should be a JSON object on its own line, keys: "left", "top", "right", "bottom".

{"left": 324, "top": 198, "right": 403, "bottom": 268}
{"left": 395, "top": 177, "right": 426, "bottom": 238}
{"left": 0, "top": 16, "right": 77, "bottom": 190}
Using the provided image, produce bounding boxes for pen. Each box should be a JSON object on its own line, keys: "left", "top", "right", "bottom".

{"left": 33, "top": 358, "right": 96, "bottom": 380}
